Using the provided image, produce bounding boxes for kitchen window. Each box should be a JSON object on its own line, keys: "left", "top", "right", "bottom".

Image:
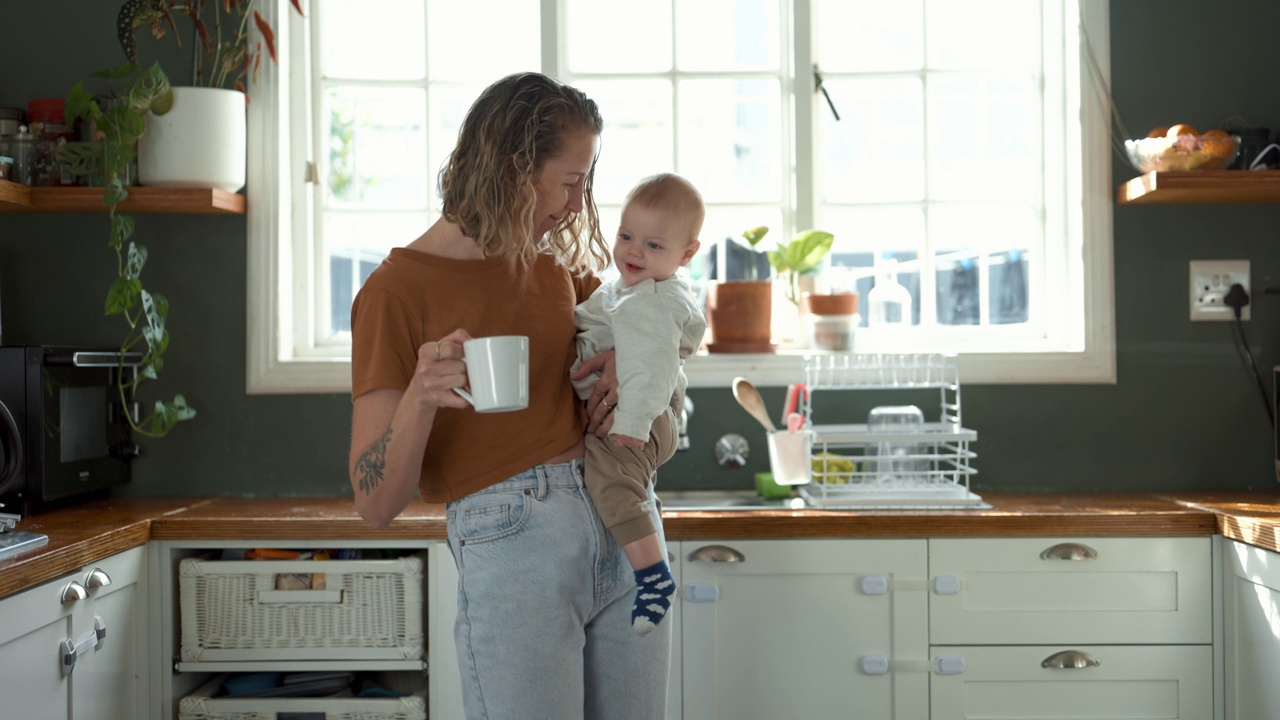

{"left": 245, "top": 0, "right": 1114, "bottom": 393}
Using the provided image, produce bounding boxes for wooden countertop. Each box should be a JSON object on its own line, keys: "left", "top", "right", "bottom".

{"left": 2, "top": 490, "right": 1279, "bottom": 599}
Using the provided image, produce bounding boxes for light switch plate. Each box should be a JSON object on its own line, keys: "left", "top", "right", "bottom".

{"left": 1190, "top": 259, "right": 1250, "bottom": 322}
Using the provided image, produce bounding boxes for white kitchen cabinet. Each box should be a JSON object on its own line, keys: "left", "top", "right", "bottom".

{"left": 680, "top": 538, "right": 929, "bottom": 720}
{"left": 929, "top": 537, "right": 1213, "bottom": 719}
{"left": 1223, "top": 538, "right": 1280, "bottom": 719}
{"left": 0, "top": 545, "right": 147, "bottom": 720}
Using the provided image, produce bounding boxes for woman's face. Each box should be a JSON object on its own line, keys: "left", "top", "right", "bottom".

{"left": 530, "top": 129, "right": 600, "bottom": 238}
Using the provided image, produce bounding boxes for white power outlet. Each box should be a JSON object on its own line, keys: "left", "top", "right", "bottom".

{"left": 1190, "top": 259, "right": 1250, "bottom": 322}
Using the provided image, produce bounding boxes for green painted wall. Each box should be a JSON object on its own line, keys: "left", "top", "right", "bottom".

{"left": 2, "top": 0, "right": 1278, "bottom": 501}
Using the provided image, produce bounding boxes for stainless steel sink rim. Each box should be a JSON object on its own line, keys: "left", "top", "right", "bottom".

{"left": 656, "top": 490, "right": 992, "bottom": 512}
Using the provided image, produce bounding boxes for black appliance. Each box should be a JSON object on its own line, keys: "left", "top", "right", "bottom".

{"left": 0, "top": 346, "right": 142, "bottom": 515}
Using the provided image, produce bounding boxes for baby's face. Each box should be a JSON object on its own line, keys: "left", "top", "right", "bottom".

{"left": 613, "top": 205, "right": 698, "bottom": 287}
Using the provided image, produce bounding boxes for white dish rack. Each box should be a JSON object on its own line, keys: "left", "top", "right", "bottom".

{"left": 798, "top": 353, "right": 984, "bottom": 508}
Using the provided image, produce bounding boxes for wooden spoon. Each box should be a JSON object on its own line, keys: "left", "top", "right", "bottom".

{"left": 732, "top": 377, "right": 777, "bottom": 433}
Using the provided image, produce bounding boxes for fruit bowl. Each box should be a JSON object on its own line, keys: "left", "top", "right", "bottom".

{"left": 1125, "top": 130, "right": 1239, "bottom": 173}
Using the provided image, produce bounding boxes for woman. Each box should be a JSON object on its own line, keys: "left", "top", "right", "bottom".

{"left": 347, "top": 72, "right": 671, "bottom": 719}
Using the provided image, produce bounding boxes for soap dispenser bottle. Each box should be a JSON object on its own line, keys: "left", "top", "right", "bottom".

{"left": 867, "top": 258, "right": 913, "bottom": 329}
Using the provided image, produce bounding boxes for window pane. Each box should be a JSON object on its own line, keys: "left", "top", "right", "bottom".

{"left": 574, "top": 80, "right": 674, "bottom": 205}
{"left": 428, "top": 1, "right": 539, "bottom": 81}
{"left": 325, "top": 87, "right": 428, "bottom": 208}
{"left": 820, "top": 78, "right": 924, "bottom": 203}
{"left": 700, "top": 205, "right": 785, "bottom": 279}
{"left": 677, "top": 79, "right": 782, "bottom": 204}
{"left": 320, "top": 0, "right": 425, "bottom": 80}
{"left": 926, "top": 0, "right": 1039, "bottom": 70}
{"left": 927, "top": 74, "right": 1038, "bottom": 201}
{"left": 989, "top": 249, "right": 1029, "bottom": 325}
{"left": 930, "top": 204, "right": 1039, "bottom": 257}
{"left": 816, "top": 0, "right": 922, "bottom": 72}
{"left": 821, "top": 206, "right": 925, "bottom": 324}
{"left": 566, "top": 0, "right": 671, "bottom": 73}
{"left": 934, "top": 251, "right": 981, "bottom": 326}
{"left": 821, "top": 205, "right": 926, "bottom": 262}
{"left": 676, "top": 0, "right": 780, "bottom": 71}
{"left": 428, "top": 82, "right": 493, "bottom": 195}
{"left": 930, "top": 203, "right": 1037, "bottom": 328}
{"left": 323, "top": 212, "right": 429, "bottom": 337}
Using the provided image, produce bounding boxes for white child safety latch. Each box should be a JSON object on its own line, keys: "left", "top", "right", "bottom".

{"left": 860, "top": 575, "right": 888, "bottom": 595}
{"left": 933, "top": 576, "right": 961, "bottom": 595}
{"left": 60, "top": 616, "right": 107, "bottom": 677}
{"left": 861, "top": 655, "right": 890, "bottom": 675}
{"left": 683, "top": 583, "right": 719, "bottom": 603}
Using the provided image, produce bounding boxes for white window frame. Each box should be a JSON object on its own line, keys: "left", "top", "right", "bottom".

{"left": 245, "top": 0, "right": 1114, "bottom": 395}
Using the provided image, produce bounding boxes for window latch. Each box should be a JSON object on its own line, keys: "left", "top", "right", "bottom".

{"left": 813, "top": 65, "right": 840, "bottom": 121}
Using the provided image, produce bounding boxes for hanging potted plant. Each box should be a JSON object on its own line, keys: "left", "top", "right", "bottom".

{"left": 117, "top": 0, "right": 303, "bottom": 192}
{"left": 61, "top": 62, "right": 197, "bottom": 437}
{"left": 706, "top": 226, "right": 777, "bottom": 353}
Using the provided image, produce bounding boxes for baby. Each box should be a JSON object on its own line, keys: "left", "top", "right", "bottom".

{"left": 572, "top": 172, "right": 707, "bottom": 636}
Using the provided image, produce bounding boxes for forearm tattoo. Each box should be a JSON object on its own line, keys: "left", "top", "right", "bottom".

{"left": 355, "top": 426, "right": 392, "bottom": 495}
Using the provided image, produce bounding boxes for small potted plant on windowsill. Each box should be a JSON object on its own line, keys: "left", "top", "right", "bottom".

{"left": 705, "top": 227, "right": 836, "bottom": 353}
{"left": 705, "top": 226, "right": 777, "bottom": 353}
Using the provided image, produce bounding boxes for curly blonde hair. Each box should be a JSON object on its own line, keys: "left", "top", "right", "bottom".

{"left": 438, "top": 72, "right": 609, "bottom": 273}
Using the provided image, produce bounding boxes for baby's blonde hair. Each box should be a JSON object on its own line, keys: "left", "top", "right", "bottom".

{"left": 624, "top": 173, "right": 705, "bottom": 246}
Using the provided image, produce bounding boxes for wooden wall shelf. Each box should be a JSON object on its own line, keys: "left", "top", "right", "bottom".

{"left": 0, "top": 179, "right": 245, "bottom": 214}
{"left": 1117, "top": 170, "right": 1280, "bottom": 205}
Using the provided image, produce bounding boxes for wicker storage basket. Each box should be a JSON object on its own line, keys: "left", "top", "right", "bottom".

{"left": 178, "top": 674, "right": 426, "bottom": 720}
{"left": 179, "top": 555, "right": 424, "bottom": 662}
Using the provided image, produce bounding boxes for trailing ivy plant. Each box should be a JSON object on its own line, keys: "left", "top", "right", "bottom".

{"left": 61, "top": 62, "right": 197, "bottom": 438}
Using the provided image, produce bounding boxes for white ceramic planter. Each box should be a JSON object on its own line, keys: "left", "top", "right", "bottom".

{"left": 138, "top": 87, "right": 246, "bottom": 193}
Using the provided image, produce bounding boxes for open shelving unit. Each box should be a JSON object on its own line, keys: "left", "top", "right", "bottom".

{"left": 0, "top": 178, "right": 244, "bottom": 214}
{"left": 1117, "top": 169, "right": 1280, "bottom": 205}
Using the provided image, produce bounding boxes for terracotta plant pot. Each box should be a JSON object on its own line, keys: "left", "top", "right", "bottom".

{"left": 706, "top": 280, "right": 776, "bottom": 353}
{"left": 801, "top": 291, "right": 858, "bottom": 316}
{"left": 801, "top": 292, "right": 858, "bottom": 351}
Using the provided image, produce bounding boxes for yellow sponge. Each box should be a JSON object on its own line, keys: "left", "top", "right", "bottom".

{"left": 812, "top": 452, "right": 857, "bottom": 483}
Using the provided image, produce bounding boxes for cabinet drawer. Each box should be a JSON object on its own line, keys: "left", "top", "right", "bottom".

{"left": 929, "top": 537, "right": 1211, "bottom": 644}
{"left": 0, "top": 545, "right": 144, "bottom": 647}
{"left": 179, "top": 554, "right": 425, "bottom": 662}
{"left": 929, "top": 645, "right": 1211, "bottom": 720}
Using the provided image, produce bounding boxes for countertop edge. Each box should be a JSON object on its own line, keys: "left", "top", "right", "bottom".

{"left": 2, "top": 492, "right": 1278, "bottom": 600}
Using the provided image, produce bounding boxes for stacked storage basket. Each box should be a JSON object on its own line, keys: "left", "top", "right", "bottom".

{"left": 177, "top": 553, "right": 426, "bottom": 719}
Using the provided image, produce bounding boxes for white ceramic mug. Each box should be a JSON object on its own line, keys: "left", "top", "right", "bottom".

{"left": 453, "top": 336, "right": 529, "bottom": 413}
{"left": 767, "top": 430, "right": 812, "bottom": 485}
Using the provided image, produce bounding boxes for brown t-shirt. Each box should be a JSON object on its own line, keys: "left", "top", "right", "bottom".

{"left": 351, "top": 247, "right": 600, "bottom": 503}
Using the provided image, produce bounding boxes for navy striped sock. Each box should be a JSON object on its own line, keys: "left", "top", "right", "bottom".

{"left": 632, "top": 560, "right": 676, "bottom": 637}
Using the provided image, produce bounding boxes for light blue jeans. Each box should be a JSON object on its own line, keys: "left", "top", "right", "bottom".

{"left": 445, "top": 458, "right": 671, "bottom": 720}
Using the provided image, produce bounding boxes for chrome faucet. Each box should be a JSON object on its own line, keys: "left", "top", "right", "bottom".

{"left": 676, "top": 395, "right": 694, "bottom": 451}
